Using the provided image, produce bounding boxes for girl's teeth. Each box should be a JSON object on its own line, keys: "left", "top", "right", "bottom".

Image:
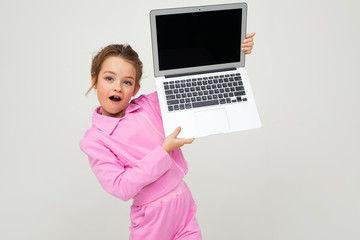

{"left": 110, "top": 96, "right": 120, "bottom": 101}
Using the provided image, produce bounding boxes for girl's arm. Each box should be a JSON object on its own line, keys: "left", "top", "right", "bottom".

{"left": 143, "top": 93, "right": 195, "bottom": 153}
{"left": 81, "top": 137, "right": 174, "bottom": 201}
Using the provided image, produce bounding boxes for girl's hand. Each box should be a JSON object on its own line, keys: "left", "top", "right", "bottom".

{"left": 162, "top": 127, "right": 195, "bottom": 153}
{"left": 242, "top": 32, "right": 256, "bottom": 54}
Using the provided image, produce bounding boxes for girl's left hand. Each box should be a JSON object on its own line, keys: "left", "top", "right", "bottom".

{"left": 162, "top": 127, "right": 195, "bottom": 153}
{"left": 242, "top": 32, "right": 256, "bottom": 54}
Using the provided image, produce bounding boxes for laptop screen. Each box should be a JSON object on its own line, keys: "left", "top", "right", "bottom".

{"left": 155, "top": 9, "right": 242, "bottom": 71}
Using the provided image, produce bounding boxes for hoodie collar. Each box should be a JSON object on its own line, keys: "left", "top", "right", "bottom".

{"left": 92, "top": 102, "right": 140, "bottom": 135}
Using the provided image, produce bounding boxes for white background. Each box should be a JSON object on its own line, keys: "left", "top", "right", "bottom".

{"left": 0, "top": 0, "right": 359, "bottom": 239}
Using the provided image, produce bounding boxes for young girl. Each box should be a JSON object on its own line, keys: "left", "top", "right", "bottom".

{"left": 80, "top": 33, "right": 255, "bottom": 240}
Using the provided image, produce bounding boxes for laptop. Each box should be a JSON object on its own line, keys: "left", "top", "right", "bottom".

{"left": 149, "top": 2, "right": 261, "bottom": 138}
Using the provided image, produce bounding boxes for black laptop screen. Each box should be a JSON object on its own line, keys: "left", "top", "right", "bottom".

{"left": 156, "top": 9, "right": 242, "bottom": 71}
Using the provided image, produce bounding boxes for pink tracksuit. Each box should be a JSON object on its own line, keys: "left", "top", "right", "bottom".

{"left": 80, "top": 92, "right": 202, "bottom": 240}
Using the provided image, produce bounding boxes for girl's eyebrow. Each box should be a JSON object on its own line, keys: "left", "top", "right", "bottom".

{"left": 103, "top": 71, "right": 116, "bottom": 75}
{"left": 103, "top": 70, "right": 135, "bottom": 80}
{"left": 124, "top": 75, "right": 135, "bottom": 81}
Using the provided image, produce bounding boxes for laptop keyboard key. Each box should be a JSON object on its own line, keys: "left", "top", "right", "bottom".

{"left": 192, "top": 100, "right": 219, "bottom": 108}
{"left": 234, "top": 91, "right": 246, "bottom": 96}
{"left": 167, "top": 100, "right": 179, "bottom": 105}
{"left": 166, "top": 95, "right": 175, "bottom": 100}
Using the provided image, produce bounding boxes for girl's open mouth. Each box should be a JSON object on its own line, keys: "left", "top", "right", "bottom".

{"left": 109, "top": 96, "right": 121, "bottom": 102}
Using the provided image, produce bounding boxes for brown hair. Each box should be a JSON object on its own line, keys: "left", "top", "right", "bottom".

{"left": 86, "top": 44, "right": 143, "bottom": 95}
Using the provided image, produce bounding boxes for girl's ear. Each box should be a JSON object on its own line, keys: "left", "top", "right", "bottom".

{"left": 91, "top": 77, "right": 97, "bottom": 89}
{"left": 133, "top": 83, "right": 141, "bottom": 96}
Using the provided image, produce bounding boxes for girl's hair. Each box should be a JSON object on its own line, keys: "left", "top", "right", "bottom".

{"left": 86, "top": 44, "right": 143, "bottom": 95}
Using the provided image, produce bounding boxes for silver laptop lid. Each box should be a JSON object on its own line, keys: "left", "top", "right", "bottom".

{"left": 150, "top": 3, "right": 247, "bottom": 78}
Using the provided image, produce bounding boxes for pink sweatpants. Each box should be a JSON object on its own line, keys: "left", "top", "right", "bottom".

{"left": 129, "top": 181, "right": 202, "bottom": 240}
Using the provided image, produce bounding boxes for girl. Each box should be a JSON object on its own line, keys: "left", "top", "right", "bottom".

{"left": 80, "top": 33, "right": 255, "bottom": 240}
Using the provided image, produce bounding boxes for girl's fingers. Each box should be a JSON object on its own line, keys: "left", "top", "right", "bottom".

{"left": 178, "top": 137, "right": 194, "bottom": 145}
{"left": 170, "top": 127, "right": 195, "bottom": 146}
{"left": 242, "top": 46, "right": 253, "bottom": 51}
{"left": 242, "top": 46, "right": 253, "bottom": 53}
{"left": 243, "top": 38, "right": 253, "bottom": 44}
{"left": 242, "top": 41, "right": 254, "bottom": 47}
{"left": 171, "top": 126, "right": 182, "bottom": 137}
{"left": 243, "top": 33, "right": 255, "bottom": 48}
{"left": 246, "top": 32, "right": 256, "bottom": 39}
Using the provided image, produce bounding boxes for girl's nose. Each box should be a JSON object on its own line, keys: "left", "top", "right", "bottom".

{"left": 114, "top": 80, "right": 122, "bottom": 92}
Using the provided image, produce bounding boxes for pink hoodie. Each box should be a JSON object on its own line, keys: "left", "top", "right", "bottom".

{"left": 80, "top": 92, "right": 188, "bottom": 206}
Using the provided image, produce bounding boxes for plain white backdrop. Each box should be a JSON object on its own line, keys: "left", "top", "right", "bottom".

{"left": 0, "top": 0, "right": 359, "bottom": 239}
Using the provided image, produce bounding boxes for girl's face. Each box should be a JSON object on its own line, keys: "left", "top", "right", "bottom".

{"left": 93, "top": 56, "right": 140, "bottom": 118}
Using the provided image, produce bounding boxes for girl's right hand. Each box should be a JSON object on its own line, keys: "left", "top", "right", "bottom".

{"left": 242, "top": 32, "right": 256, "bottom": 54}
{"left": 162, "top": 127, "right": 195, "bottom": 153}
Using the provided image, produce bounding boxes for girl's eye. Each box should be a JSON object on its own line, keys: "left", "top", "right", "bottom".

{"left": 105, "top": 77, "right": 113, "bottom": 81}
{"left": 124, "top": 81, "right": 132, "bottom": 85}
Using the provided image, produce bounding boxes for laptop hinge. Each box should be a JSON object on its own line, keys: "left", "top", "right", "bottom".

{"left": 165, "top": 67, "right": 236, "bottom": 79}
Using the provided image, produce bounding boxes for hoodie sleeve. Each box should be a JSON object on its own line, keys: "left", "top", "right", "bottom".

{"left": 135, "top": 92, "right": 162, "bottom": 121}
{"left": 80, "top": 136, "right": 173, "bottom": 201}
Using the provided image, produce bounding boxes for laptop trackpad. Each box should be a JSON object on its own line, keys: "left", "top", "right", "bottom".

{"left": 195, "top": 108, "right": 230, "bottom": 135}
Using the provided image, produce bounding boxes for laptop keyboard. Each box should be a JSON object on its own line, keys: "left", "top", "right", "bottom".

{"left": 163, "top": 73, "right": 247, "bottom": 112}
